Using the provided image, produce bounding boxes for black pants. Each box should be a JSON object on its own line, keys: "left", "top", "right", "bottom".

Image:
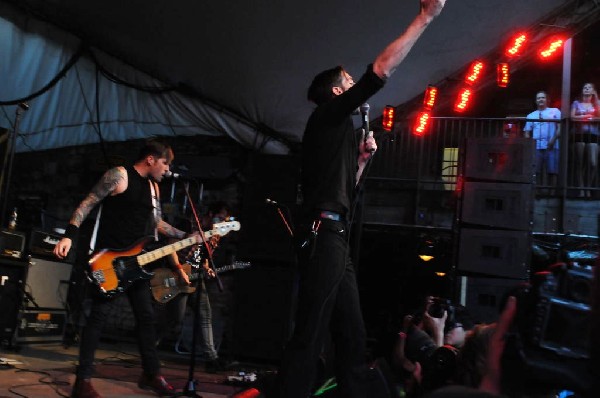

{"left": 279, "top": 218, "right": 367, "bottom": 398}
{"left": 76, "top": 279, "right": 160, "bottom": 379}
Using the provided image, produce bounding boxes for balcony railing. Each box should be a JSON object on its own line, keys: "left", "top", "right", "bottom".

{"left": 369, "top": 117, "right": 600, "bottom": 197}
{"left": 363, "top": 117, "right": 600, "bottom": 234}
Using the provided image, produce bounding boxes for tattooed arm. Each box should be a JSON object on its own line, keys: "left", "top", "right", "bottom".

{"left": 53, "top": 167, "right": 128, "bottom": 259}
{"left": 157, "top": 219, "right": 186, "bottom": 240}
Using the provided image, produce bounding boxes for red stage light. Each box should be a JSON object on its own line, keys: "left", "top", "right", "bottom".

{"left": 539, "top": 37, "right": 565, "bottom": 59}
{"left": 382, "top": 105, "right": 395, "bottom": 131}
{"left": 423, "top": 85, "right": 438, "bottom": 110}
{"left": 505, "top": 33, "right": 527, "bottom": 57}
{"left": 454, "top": 88, "right": 472, "bottom": 113}
{"left": 413, "top": 111, "right": 431, "bottom": 136}
{"left": 232, "top": 388, "right": 261, "bottom": 398}
{"left": 496, "top": 63, "right": 510, "bottom": 88}
{"left": 465, "top": 61, "right": 485, "bottom": 85}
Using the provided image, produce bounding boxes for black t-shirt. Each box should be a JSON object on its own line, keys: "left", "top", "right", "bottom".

{"left": 301, "top": 64, "right": 385, "bottom": 216}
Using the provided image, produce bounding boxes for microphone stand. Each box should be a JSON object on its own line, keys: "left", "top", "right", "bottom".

{"left": 176, "top": 182, "right": 222, "bottom": 397}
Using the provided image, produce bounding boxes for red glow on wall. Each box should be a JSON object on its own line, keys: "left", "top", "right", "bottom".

{"left": 465, "top": 61, "right": 485, "bottom": 85}
{"left": 505, "top": 33, "right": 527, "bottom": 57}
{"left": 423, "top": 85, "right": 438, "bottom": 110}
{"left": 382, "top": 105, "right": 395, "bottom": 131}
{"left": 539, "top": 37, "right": 565, "bottom": 59}
{"left": 454, "top": 88, "right": 472, "bottom": 113}
{"left": 413, "top": 111, "right": 431, "bottom": 136}
{"left": 496, "top": 63, "right": 510, "bottom": 88}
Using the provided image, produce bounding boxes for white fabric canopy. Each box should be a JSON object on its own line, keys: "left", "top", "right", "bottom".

{"left": 0, "top": 0, "right": 577, "bottom": 154}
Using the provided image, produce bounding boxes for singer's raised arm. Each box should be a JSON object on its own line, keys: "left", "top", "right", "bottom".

{"left": 373, "top": 0, "right": 446, "bottom": 79}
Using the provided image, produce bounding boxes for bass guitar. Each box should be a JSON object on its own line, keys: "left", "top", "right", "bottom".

{"left": 87, "top": 221, "right": 240, "bottom": 298}
{"left": 150, "top": 260, "right": 251, "bottom": 303}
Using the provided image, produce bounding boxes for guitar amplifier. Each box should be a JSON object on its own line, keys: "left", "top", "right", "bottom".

{"left": 28, "top": 230, "right": 63, "bottom": 260}
{"left": 15, "top": 309, "right": 67, "bottom": 343}
{"left": 0, "top": 229, "right": 26, "bottom": 259}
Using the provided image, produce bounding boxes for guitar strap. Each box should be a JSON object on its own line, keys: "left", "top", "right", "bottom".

{"left": 149, "top": 180, "right": 159, "bottom": 241}
{"left": 88, "top": 204, "right": 102, "bottom": 254}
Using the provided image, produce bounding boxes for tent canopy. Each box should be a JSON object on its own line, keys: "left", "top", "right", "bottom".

{"left": 0, "top": 0, "right": 593, "bottom": 154}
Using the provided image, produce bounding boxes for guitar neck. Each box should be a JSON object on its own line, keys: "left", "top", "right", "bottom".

{"left": 137, "top": 231, "right": 215, "bottom": 266}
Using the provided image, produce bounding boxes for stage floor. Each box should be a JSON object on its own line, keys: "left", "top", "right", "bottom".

{"left": 0, "top": 340, "right": 275, "bottom": 397}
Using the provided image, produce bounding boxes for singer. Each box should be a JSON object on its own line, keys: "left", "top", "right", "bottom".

{"left": 278, "top": 1, "right": 447, "bottom": 397}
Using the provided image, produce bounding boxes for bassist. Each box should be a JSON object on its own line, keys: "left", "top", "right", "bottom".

{"left": 54, "top": 139, "right": 188, "bottom": 398}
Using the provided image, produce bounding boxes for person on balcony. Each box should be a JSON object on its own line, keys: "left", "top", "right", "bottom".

{"left": 523, "top": 91, "right": 561, "bottom": 193}
{"left": 570, "top": 82, "right": 600, "bottom": 198}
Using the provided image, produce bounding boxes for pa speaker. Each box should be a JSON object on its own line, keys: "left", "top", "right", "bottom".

{"left": 457, "top": 228, "right": 530, "bottom": 279}
{"left": 463, "top": 137, "right": 535, "bottom": 183}
{"left": 26, "top": 257, "right": 73, "bottom": 310}
{"left": 0, "top": 257, "right": 28, "bottom": 345}
{"left": 461, "top": 181, "right": 534, "bottom": 231}
{"left": 458, "top": 275, "right": 524, "bottom": 323}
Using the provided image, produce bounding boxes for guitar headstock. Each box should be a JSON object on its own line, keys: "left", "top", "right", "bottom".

{"left": 212, "top": 220, "right": 241, "bottom": 237}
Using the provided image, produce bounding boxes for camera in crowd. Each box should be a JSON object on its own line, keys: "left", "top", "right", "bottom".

{"left": 508, "top": 263, "right": 594, "bottom": 394}
{"left": 427, "top": 297, "right": 455, "bottom": 322}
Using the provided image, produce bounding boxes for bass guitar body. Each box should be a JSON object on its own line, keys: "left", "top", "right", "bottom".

{"left": 88, "top": 237, "right": 154, "bottom": 298}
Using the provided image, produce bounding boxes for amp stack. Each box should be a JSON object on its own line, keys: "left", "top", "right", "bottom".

{"left": 0, "top": 228, "right": 72, "bottom": 346}
{"left": 454, "top": 137, "right": 535, "bottom": 323}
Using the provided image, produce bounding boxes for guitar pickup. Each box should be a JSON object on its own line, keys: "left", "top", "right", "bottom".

{"left": 92, "top": 270, "right": 106, "bottom": 283}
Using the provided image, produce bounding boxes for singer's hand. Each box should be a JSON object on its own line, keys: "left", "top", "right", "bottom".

{"left": 359, "top": 130, "right": 377, "bottom": 160}
{"left": 420, "top": 0, "right": 446, "bottom": 20}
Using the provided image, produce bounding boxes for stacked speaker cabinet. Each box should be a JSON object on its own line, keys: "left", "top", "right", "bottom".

{"left": 15, "top": 258, "right": 72, "bottom": 343}
{"left": 455, "top": 137, "right": 535, "bottom": 322}
{"left": 0, "top": 257, "right": 28, "bottom": 347}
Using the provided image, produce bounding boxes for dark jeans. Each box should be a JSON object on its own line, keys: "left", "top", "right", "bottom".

{"left": 279, "top": 218, "right": 367, "bottom": 398}
{"left": 77, "top": 279, "right": 160, "bottom": 379}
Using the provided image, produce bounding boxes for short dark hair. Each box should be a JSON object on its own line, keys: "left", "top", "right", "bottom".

{"left": 307, "top": 66, "right": 345, "bottom": 105}
{"left": 136, "top": 138, "right": 174, "bottom": 163}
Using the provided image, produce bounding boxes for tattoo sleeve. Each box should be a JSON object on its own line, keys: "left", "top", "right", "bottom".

{"left": 157, "top": 219, "right": 186, "bottom": 240}
{"left": 69, "top": 167, "right": 125, "bottom": 227}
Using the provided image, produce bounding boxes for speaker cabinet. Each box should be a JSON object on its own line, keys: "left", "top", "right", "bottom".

{"left": 457, "top": 228, "right": 530, "bottom": 279}
{"left": 463, "top": 137, "right": 535, "bottom": 183}
{"left": 0, "top": 257, "right": 28, "bottom": 345}
{"left": 26, "top": 257, "right": 73, "bottom": 310}
{"left": 459, "top": 275, "right": 524, "bottom": 323}
{"left": 461, "top": 182, "right": 534, "bottom": 231}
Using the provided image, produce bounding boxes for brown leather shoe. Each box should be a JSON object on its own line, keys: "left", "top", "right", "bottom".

{"left": 71, "top": 378, "right": 101, "bottom": 398}
{"left": 138, "top": 373, "right": 176, "bottom": 396}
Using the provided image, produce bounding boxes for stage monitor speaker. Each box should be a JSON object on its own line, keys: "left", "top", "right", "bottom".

{"left": 0, "top": 257, "right": 28, "bottom": 345}
{"left": 463, "top": 137, "right": 535, "bottom": 183}
{"left": 26, "top": 257, "right": 73, "bottom": 310}
{"left": 461, "top": 181, "right": 534, "bottom": 231}
{"left": 458, "top": 275, "right": 524, "bottom": 323}
{"left": 457, "top": 228, "right": 530, "bottom": 279}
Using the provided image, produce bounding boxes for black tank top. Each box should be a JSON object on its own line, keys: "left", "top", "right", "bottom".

{"left": 96, "top": 165, "right": 156, "bottom": 250}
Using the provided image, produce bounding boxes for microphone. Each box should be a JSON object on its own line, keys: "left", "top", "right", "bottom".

{"left": 164, "top": 171, "right": 189, "bottom": 180}
{"left": 360, "top": 103, "right": 370, "bottom": 145}
{"left": 265, "top": 198, "right": 279, "bottom": 206}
